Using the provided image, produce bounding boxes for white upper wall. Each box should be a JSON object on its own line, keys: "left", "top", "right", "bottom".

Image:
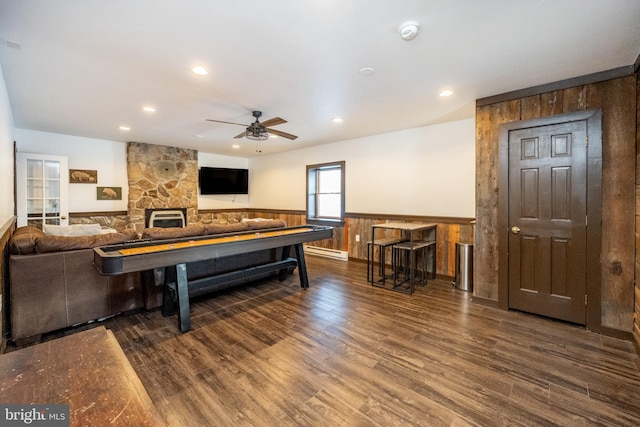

{"left": 14, "top": 129, "right": 129, "bottom": 212}
{"left": 12, "top": 131, "right": 253, "bottom": 213}
{"left": 0, "top": 63, "right": 15, "bottom": 224}
{"left": 249, "top": 118, "right": 476, "bottom": 218}
{"left": 11, "top": 117, "right": 475, "bottom": 218}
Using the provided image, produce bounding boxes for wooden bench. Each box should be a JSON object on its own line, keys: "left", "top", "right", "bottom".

{"left": 0, "top": 327, "right": 165, "bottom": 426}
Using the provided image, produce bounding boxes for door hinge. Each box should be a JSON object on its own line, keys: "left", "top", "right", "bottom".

{"left": 585, "top": 215, "right": 588, "bottom": 226}
{"left": 586, "top": 136, "right": 589, "bottom": 147}
{"left": 585, "top": 294, "right": 588, "bottom": 306}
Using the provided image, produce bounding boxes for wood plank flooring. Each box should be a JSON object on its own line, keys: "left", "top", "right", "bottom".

{"left": 93, "top": 257, "right": 638, "bottom": 425}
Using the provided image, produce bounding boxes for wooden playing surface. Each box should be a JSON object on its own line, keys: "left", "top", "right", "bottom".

{"left": 117, "top": 227, "right": 314, "bottom": 256}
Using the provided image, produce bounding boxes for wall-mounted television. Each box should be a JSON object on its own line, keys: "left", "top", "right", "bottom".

{"left": 199, "top": 167, "right": 249, "bottom": 195}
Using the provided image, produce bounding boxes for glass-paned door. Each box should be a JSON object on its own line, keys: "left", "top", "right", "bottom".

{"left": 17, "top": 153, "right": 69, "bottom": 227}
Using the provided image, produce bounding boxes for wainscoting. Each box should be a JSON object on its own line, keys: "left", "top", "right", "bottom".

{"left": 249, "top": 210, "right": 474, "bottom": 278}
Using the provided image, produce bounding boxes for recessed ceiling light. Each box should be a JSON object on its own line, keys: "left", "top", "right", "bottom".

{"left": 191, "top": 65, "right": 209, "bottom": 76}
{"left": 399, "top": 21, "right": 420, "bottom": 41}
{"left": 359, "top": 67, "right": 376, "bottom": 76}
{"left": 359, "top": 67, "right": 375, "bottom": 76}
{"left": 141, "top": 105, "right": 156, "bottom": 113}
{"left": 331, "top": 117, "right": 343, "bottom": 123}
{"left": 232, "top": 144, "right": 240, "bottom": 149}
{"left": 439, "top": 89, "right": 454, "bottom": 97}
{"left": 193, "top": 134, "right": 203, "bottom": 138}
{"left": 269, "top": 134, "right": 278, "bottom": 139}
{"left": 118, "top": 125, "right": 130, "bottom": 131}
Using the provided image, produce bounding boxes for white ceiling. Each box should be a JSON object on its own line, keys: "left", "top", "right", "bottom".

{"left": 1, "top": 0, "right": 639, "bottom": 157}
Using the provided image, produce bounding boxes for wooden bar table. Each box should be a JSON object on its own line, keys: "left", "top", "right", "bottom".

{"left": 370, "top": 222, "right": 437, "bottom": 292}
{"left": 0, "top": 326, "right": 165, "bottom": 426}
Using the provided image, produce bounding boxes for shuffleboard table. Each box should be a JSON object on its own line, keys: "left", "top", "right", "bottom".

{"left": 94, "top": 225, "right": 333, "bottom": 332}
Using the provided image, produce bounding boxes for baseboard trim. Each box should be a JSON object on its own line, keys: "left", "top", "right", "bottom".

{"left": 599, "top": 326, "right": 633, "bottom": 341}
{"left": 632, "top": 332, "right": 640, "bottom": 362}
{"left": 471, "top": 296, "right": 500, "bottom": 308}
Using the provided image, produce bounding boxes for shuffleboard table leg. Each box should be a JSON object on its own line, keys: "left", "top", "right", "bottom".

{"left": 162, "top": 267, "right": 175, "bottom": 317}
{"left": 279, "top": 245, "right": 292, "bottom": 281}
{"left": 175, "top": 263, "right": 191, "bottom": 332}
{"left": 294, "top": 243, "right": 309, "bottom": 289}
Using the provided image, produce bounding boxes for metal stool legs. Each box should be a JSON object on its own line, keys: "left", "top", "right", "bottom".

{"left": 368, "top": 238, "right": 404, "bottom": 286}
{"left": 391, "top": 241, "right": 435, "bottom": 294}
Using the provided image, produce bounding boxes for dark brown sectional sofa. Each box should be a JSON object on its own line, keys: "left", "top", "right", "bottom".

{"left": 8, "top": 219, "right": 288, "bottom": 343}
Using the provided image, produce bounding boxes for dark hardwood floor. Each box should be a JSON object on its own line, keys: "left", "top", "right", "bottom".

{"left": 97, "top": 256, "right": 640, "bottom": 426}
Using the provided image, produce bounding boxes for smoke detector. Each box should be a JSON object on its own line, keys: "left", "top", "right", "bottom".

{"left": 399, "top": 21, "right": 420, "bottom": 41}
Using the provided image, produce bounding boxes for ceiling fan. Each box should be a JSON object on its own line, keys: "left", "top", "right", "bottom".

{"left": 206, "top": 111, "right": 298, "bottom": 141}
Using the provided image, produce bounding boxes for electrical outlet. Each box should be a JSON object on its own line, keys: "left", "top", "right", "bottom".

{"left": 355, "top": 234, "right": 360, "bottom": 242}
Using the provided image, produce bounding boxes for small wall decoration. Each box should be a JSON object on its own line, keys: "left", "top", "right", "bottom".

{"left": 69, "top": 169, "right": 98, "bottom": 183}
{"left": 97, "top": 186, "right": 122, "bottom": 200}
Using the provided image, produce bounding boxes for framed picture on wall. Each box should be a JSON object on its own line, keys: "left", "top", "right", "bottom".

{"left": 69, "top": 169, "right": 97, "bottom": 183}
{"left": 97, "top": 186, "right": 121, "bottom": 200}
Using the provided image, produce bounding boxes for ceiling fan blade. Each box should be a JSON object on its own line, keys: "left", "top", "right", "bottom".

{"left": 267, "top": 128, "right": 298, "bottom": 140}
{"left": 206, "top": 119, "right": 248, "bottom": 127}
{"left": 260, "top": 117, "right": 287, "bottom": 127}
{"left": 233, "top": 130, "right": 247, "bottom": 139}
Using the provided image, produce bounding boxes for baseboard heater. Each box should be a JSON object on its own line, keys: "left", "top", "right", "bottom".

{"left": 304, "top": 245, "right": 348, "bottom": 261}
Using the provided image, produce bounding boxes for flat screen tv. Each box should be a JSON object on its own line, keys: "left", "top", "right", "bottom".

{"left": 199, "top": 167, "right": 249, "bottom": 195}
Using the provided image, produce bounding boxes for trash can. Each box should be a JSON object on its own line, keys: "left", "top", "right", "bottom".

{"left": 453, "top": 242, "right": 473, "bottom": 292}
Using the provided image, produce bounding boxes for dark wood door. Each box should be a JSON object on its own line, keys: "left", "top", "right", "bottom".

{"left": 507, "top": 120, "right": 587, "bottom": 324}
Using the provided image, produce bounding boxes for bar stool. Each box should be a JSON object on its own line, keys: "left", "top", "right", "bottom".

{"left": 367, "top": 237, "right": 405, "bottom": 285}
{"left": 392, "top": 240, "right": 436, "bottom": 293}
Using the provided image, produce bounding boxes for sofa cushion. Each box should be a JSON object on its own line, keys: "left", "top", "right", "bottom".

{"left": 245, "top": 219, "right": 286, "bottom": 230}
{"left": 141, "top": 224, "right": 206, "bottom": 240}
{"left": 35, "top": 229, "right": 139, "bottom": 253}
{"left": 9, "top": 226, "right": 46, "bottom": 255}
{"left": 139, "top": 220, "right": 288, "bottom": 242}
{"left": 94, "top": 229, "right": 139, "bottom": 246}
{"left": 43, "top": 223, "right": 104, "bottom": 236}
{"left": 203, "top": 222, "right": 248, "bottom": 235}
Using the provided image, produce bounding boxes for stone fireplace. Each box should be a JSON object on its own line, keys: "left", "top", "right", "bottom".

{"left": 127, "top": 142, "right": 198, "bottom": 233}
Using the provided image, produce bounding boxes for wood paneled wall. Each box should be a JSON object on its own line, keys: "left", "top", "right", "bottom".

{"left": 249, "top": 210, "right": 474, "bottom": 278}
{"left": 476, "top": 75, "right": 637, "bottom": 333}
{"left": 249, "top": 210, "right": 347, "bottom": 255}
{"left": 345, "top": 215, "right": 474, "bottom": 278}
{"left": 635, "top": 68, "right": 640, "bottom": 350}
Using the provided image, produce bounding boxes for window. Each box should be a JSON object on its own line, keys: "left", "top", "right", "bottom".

{"left": 307, "top": 161, "right": 345, "bottom": 225}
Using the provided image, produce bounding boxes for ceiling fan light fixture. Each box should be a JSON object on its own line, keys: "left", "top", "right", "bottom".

{"left": 246, "top": 128, "right": 269, "bottom": 141}
{"left": 206, "top": 110, "right": 298, "bottom": 141}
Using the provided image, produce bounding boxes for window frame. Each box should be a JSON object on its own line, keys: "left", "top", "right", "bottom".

{"left": 306, "top": 161, "right": 345, "bottom": 227}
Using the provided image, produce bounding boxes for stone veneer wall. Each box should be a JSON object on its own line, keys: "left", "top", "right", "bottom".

{"left": 70, "top": 214, "right": 130, "bottom": 231}
{"left": 127, "top": 142, "right": 198, "bottom": 233}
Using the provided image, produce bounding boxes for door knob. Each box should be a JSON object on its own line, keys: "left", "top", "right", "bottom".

{"left": 510, "top": 226, "right": 520, "bottom": 234}
{"left": 61, "top": 215, "right": 67, "bottom": 220}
